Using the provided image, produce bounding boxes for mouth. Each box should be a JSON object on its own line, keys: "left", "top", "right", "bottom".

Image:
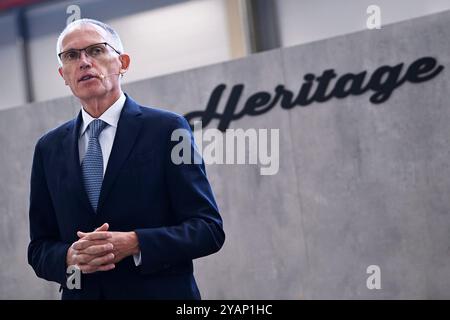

{"left": 78, "top": 74, "right": 99, "bottom": 82}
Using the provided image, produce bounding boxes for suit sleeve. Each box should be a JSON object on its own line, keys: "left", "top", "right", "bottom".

{"left": 28, "top": 139, "right": 71, "bottom": 287}
{"left": 134, "top": 115, "right": 225, "bottom": 274}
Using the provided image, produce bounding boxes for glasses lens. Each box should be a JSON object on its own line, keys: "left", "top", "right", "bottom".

{"left": 86, "top": 44, "right": 107, "bottom": 57}
{"left": 61, "top": 50, "right": 79, "bottom": 63}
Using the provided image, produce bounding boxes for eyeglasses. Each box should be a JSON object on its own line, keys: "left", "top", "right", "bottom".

{"left": 58, "top": 42, "right": 121, "bottom": 64}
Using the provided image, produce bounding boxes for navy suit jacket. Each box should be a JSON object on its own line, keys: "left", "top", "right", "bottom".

{"left": 28, "top": 94, "right": 225, "bottom": 299}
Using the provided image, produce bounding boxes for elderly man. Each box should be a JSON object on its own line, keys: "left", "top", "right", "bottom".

{"left": 27, "top": 18, "right": 225, "bottom": 300}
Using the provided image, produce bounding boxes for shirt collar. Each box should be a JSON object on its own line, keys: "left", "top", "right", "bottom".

{"left": 80, "top": 92, "right": 126, "bottom": 137}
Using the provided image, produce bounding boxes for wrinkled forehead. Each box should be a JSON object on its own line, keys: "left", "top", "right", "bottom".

{"left": 60, "top": 23, "right": 110, "bottom": 51}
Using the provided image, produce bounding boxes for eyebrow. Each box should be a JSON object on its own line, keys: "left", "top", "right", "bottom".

{"left": 60, "top": 43, "right": 98, "bottom": 53}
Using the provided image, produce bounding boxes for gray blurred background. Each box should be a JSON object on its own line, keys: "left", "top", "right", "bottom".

{"left": 1, "top": 0, "right": 450, "bottom": 299}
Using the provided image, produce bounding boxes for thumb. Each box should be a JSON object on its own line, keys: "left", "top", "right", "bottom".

{"left": 95, "top": 223, "right": 109, "bottom": 232}
{"left": 77, "top": 231, "right": 86, "bottom": 238}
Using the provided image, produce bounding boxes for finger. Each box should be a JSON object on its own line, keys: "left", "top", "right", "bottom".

{"left": 77, "top": 230, "right": 111, "bottom": 239}
{"left": 76, "top": 230, "right": 86, "bottom": 238}
{"left": 88, "top": 253, "right": 115, "bottom": 266}
{"left": 72, "top": 253, "right": 82, "bottom": 264}
{"left": 76, "top": 223, "right": 109, "bottom": 239}
{"left": 73, "top": 253, "right": 95, "bottom": 265}
{"left": 82, "top": 243, "right": 114, "bottom": 255}
{"left": 95, "top": 223, "right": 109, "bottom": 232}
{"left": 77, "top": 231, "right": 112, "bottom": 241}
{"left": 78, "top": 264, "right": 95, "bottom": 274}
{"left": 78, "top": 263, "right": 115, "bottom": 274}
{"left": 72, "top": 239, "right": 112, "bottom": 251}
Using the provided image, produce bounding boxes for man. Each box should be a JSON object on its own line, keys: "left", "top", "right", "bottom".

{"left": 27, "top": 18, "right": 225, "bottom": 300}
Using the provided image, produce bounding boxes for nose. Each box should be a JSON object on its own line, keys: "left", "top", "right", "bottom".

{"left": 78, "top": 50, "right": 92, "bottom": 70}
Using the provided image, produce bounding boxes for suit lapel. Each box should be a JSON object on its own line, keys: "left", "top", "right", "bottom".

{"left": 97, "top": 95, "right": 143, "bottom": 212}
{"left": 62, "top": 111, "right": 96, "bottom": 215}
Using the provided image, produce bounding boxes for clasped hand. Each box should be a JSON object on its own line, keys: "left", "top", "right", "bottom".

{"left": 66, "top": 223, "right": 139, "bottom": 273}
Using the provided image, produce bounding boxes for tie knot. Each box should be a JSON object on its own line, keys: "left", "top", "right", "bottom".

{"left": 88, "top": 119, "right": 107, "bottom": 139}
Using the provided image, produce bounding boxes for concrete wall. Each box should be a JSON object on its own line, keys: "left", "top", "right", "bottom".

{"left": 0, "top": 10, "right": 449, "bottom": 299}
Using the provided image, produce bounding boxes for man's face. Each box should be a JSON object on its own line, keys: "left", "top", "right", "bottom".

{"left": 58, "top": 24, "right": 125, "bottom": 100}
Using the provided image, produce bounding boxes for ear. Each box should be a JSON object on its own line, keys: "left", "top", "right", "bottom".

{"left": 58, "top": 67, "right": 68, "bottom": 85}
{"left": 118, "top": 54, "right": 130, "bottom": 74}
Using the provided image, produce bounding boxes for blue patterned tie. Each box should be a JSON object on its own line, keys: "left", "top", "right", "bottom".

{"left": 82, "top": 119, "right": 108, "bottom": 212}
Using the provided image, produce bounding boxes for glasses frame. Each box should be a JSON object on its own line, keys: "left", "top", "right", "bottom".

{"left": 58, "top": 42, "right": 121, "bottom": 63}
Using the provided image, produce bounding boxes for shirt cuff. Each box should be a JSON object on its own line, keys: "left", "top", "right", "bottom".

{"left": 133, "top": 251, "right": 142, "bottom": 266}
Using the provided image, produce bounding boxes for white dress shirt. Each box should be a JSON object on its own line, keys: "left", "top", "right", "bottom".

{"left": 78, "top": 92, "right": 142, "bottom": 266}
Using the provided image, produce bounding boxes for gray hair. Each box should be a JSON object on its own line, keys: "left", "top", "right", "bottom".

{"left": 56, "top": 18, "right": 124, "bottom": 65}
